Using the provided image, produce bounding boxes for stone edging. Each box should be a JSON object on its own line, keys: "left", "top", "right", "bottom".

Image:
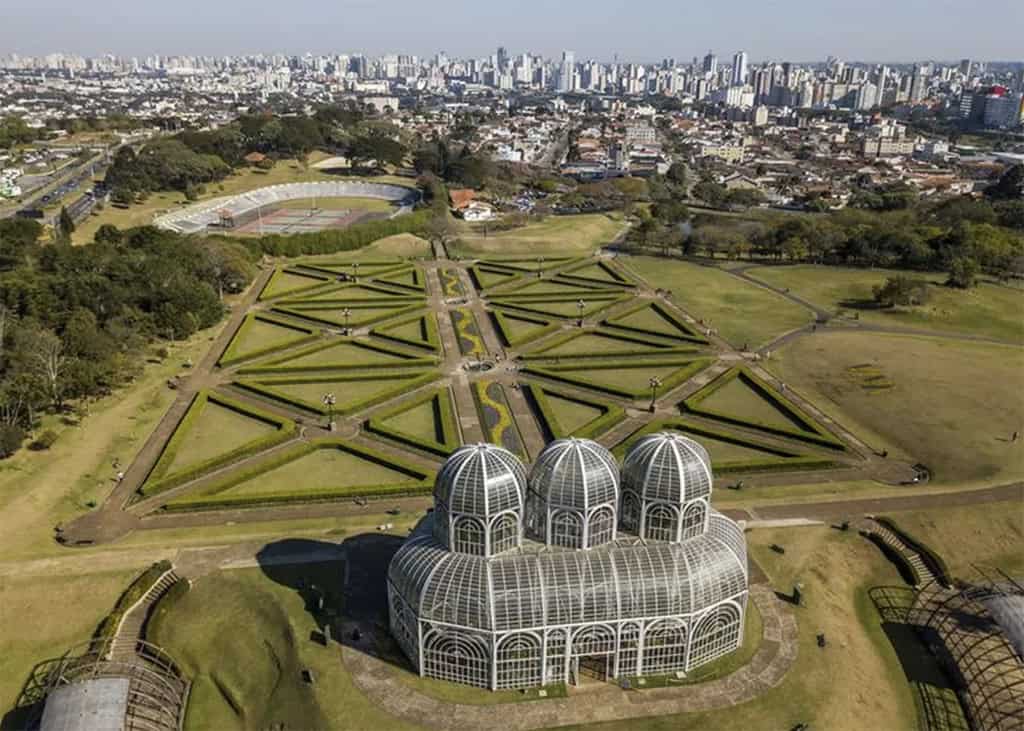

{"left": 342, "top": 583, "right": 798, "bottom": 730}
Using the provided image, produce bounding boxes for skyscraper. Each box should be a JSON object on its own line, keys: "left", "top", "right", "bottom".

{"left": 558, "top": 50, "right": 575, "bottom": 92}
{"left": 702, "top": 51, "right": 717, "bottom": 76}
{"left": 731, "top": 51, "right": 748, "bottom": 87}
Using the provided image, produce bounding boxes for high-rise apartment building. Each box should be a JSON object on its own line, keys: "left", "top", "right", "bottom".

{"left": 731, "top": 51, "right": 748, "bottom": 87}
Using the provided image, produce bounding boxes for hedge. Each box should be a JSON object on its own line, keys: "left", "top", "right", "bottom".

{"left": 489, "top": 296, "right": 628, "bottom": 322}
{"left": 218, "top": 312, "right": 320, "bottom": 368}
{"left": 523, "top": 384, "right": 626, "bottom": 441}
{"left": 94, "top": 560, "right": 173, "bottom": 639}
{"left": 272, "top": 302, "right": 423, "bottom": 330}
{"left": 682, "top": 366, "right": 846, "bottom": 451}
{"left": 371, "top": 311, "right": 441, "bottom": 352}
{"left": 559, "top": 258, "right": 632, "bottom": 285}
{"left": 522, "top": 328, "right": 700, "bottom": 361}
{"left": 236, "top": 337, "right": 438, "bottom": 375}
{"left": 242, "top": 208, "right": 433, "bottom": 257}
{"left": 489, "top": 289, "right": 626, "bottom": 304}
{"left": 163, "top": 439, "right": 433, "bottom": 511}
{"left": 468, "top": 264, "right": 525, "bottom": 292}
{"left": 139, "top": 391, "right": 296, "bottom": 498}
{"left": 476, "top": 256, "right": 578, "bottom": 272}
{"left": 371, "top": 266, "right": 425, "bottom": 293}
{"left": 603, "top": 301, "right": 709, "bottom": 344}
{"left": 874, "top": 516, "right": 953, "bottom": 587}
{"left": 365, "top": 386, "right": 460, "bottom": 457}
{"left": 611, "top": 419, "right": 838, "bottom": 474}
{"left": 489, "top": 310, "right": 559, "bottom": 347}
{"left": 523, "top": 358, "right": 713, "bottom": 399}
{"left": 233, "top": 369, "right": 438, "bottom": 416}
{"left": 257, "top": 267, "right": 336, "bottom": 302}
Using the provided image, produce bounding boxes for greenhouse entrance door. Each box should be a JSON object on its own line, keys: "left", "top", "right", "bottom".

{"left": 574, "top": 655, "right": 609, "bottom": 684}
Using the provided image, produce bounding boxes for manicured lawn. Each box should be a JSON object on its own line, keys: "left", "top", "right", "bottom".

{"left": 545, "top": 393, "right": 606, "bottom": 433}
{"left": 766, "top": 331, "right": 1024, "bottom": 484}
{"left": 148, "top": 565, "right": 419, "bottom": 731}
{"left": 215, "top": 446, "right": 420, "bottom": 499}
{"left": 378, "top": 398, "right": 442, "bottom": 443}
{"left": 252, "top": 376, "right": 411, "bottom": 409}
{"left": 363, "top": 234, "right": 431, "bottom": 257}
{"left": 747, "top": 265, "right": 1024, "bottom": 344}
{"left": 452, "top": 213, "right": 626, "bottom": 255}
{"left": 621, "top": 257, "right": 811, "bottom": 348}
{"left": 539, "top": 332, "right": 669, "bottom": 357}
{"left": 272, "top": 341, "right": 412, "bottom": 369}
{"left": 698, "top": 377, "right": 805, "bottom": 432}
{"left": 261, "top": 271, "right": 331, "bottom": 299}
{"left": 225, "top": 318, "right": 313, "bottom": 361}
{"left": 162, "top": 400, "right": 276, "bottom": 475}
{"left": 0, "top": 569, "right": 139, "bottom": 723}
{"left": 554, "top": 362, "right": 690, "bottom": 392}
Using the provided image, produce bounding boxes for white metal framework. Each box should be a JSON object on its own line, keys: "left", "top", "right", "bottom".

{"left": 388, "top": 434, "right": 749, "bottom": 690}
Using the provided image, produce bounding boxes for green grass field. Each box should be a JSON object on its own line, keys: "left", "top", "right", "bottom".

{"left": 698, "top": 377, "right": 806, "bottom": 432}
{"left": 621, "top": 257, "right": 811, "bottom": 348}
{"left": 162, "top": 401, "right": 275, "bottom": 475}
{"left": 148, "top": 565, "right": 419, "bottom": 731}
{"left": 273, "top": 196, "right": 395, "bottom": 213}
{"left": 452, "top": 214, "right": 626, "bottom": 255}
{"left": 747, "top": 265, "right": 1024, "bottom": 344}
{"left": 766, "top": 331, "right": 1024, "bottom": 484}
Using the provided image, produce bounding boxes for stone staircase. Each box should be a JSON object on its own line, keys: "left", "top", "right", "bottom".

{"left": 860, "top": 517, "right": 938, "bottom": 588}
{"left": 108, "top": 568, "right": 183, "bottom": 663}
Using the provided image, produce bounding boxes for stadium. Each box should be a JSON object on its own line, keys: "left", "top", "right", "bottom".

{"left": 386, "top": 433, "right": 749, "bottom": 690}
{"left": 152, "top": 180, "right": 420, "bottom": 235}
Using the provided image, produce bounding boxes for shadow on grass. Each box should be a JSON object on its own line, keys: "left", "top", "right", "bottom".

{"left": 255, "top": 534, "right": 415, "bottom": 673}
{"left": 867, "top": 586, "right": 970, "bottom": 731}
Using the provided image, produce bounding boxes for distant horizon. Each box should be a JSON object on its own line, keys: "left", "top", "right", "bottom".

{"left": 3, "top": 0, "right": 1021, "bottom": 62}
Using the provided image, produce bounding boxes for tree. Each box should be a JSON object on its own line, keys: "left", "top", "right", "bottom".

{"left": 985, "top": 164, "right": 1023, "bottom": 201}
{"left": 94, "top": 224, "right": 123, "bottom": 244}
{"left": 57, "top": 207, "right": 75, "bottom": 241}
{"left": 692, "top": 181, "right": 727, "bottom": 208}
{"left": 947, "top": 257, "right": 979, "bottom": 289}
{"left": 666, "top": 162, "right": 687, "bottom": 187}
{"left": 872, "top": 276, "right": 930, "bottom": 307}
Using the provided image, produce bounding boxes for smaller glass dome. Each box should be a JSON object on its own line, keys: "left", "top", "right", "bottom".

{"left": 527, "top": 438, "right": 619, "bottom": 549}
{"left": 529, "top": 438, "right": 619, "bottom": 512}
{"left": 433, "top": 443, "right": 528, "bottom": 556}
{"left": 622, "top": 431, "right": 712, "bottom": 505}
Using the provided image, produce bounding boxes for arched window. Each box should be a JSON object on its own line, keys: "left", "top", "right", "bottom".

{"left": 545, "top": 629, "right": 568, "bottom": 685}
{"left": 495, "top": 633, "right": 543, "bottom": 689}
{"left": 617, "top": 623, "right": 641, "bottom": 679}
{"left": 621, "top": 491, "right": 641, "bottom": 532}
{"left": 681, "top": 501, "right": 707, "bottom": 540}
{"left": 490, "top": 512, "right": 520, "bottom": 555}
{"left": 644, "top": 504, "right": 679, "bottom": 542}
{"left": 571, "top": 624, "right": 617, "bottom": 656}
{"left": 642, "top": 618, "right": 688, "bottom": 675}
{"left": 687, "top": 603, "right": 743, "bottom": 670}
{"left": 389, "top": 591, "right": 417, "bottom": 661}
{"left": 587, "top": 506, "right": 616, "bottom": 547}
{"left": 550, "top": 510, "right": 583, "bottom": 549}
{"left": 452, "top": 516, "right": 485, "bottom": 555}
{"left": 422, "top": 629, "right": 491, "bottom": 688}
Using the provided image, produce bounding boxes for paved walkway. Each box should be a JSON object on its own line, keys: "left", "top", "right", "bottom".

{"left": 342, "top": 584, "right": 797, "bottom": 730}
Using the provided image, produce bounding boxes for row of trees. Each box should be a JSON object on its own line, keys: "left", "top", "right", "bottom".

{"left": 103, "top": 105, "right": 412, "bottom": 201}
{"left": 0, "top": 220, "right": 256, "bottom": 457}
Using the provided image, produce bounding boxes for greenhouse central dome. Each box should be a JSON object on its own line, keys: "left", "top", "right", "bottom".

{"left": 387, "top": 433, "right": 749, "bottom": 691}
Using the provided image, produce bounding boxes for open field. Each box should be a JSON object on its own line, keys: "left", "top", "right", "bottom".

{"left": 620, "top": 257, "right": 811, "bottom": 348}
{"left": 452, "top": 213, "right": 626, "bottom": 255}
{"left": 272, "top": 196, "right": 395, "bottom": 213}
{"left": 766, "top": 331, "right": 1024, "bottom": 485}
{"left": 747, "top": 264, "right": 1024, "bottom": 344}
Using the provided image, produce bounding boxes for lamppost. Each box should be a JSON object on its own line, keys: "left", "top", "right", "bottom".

{"left": 536, "top": 256, "right": 544, "bottom": 278}
{"left": 352, "top": 262, "right": 360, "bottom": 281}
{"left": 576, "top": 299, "right": 586, "bottom": 328}
{"left": 648, "top": 376, "right": 662, "bottom": 413}
{"left": 342, "top": 307, "right": 352, "bottom": 335}
{"left": 323, "top": 392, "right": 337, "bottom": 432}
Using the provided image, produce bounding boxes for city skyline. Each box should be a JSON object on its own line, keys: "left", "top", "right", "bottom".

{"left": 3, "top": 0, "right": 1022, "bottom": 62}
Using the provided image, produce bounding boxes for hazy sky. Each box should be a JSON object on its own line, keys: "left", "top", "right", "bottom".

{"left": 4, "top": 0, "right": 1022, "bottom": 62}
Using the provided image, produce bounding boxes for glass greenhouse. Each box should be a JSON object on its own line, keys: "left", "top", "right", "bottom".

{"left": 387, "top": 433, "right": 749, "bottom": 690}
